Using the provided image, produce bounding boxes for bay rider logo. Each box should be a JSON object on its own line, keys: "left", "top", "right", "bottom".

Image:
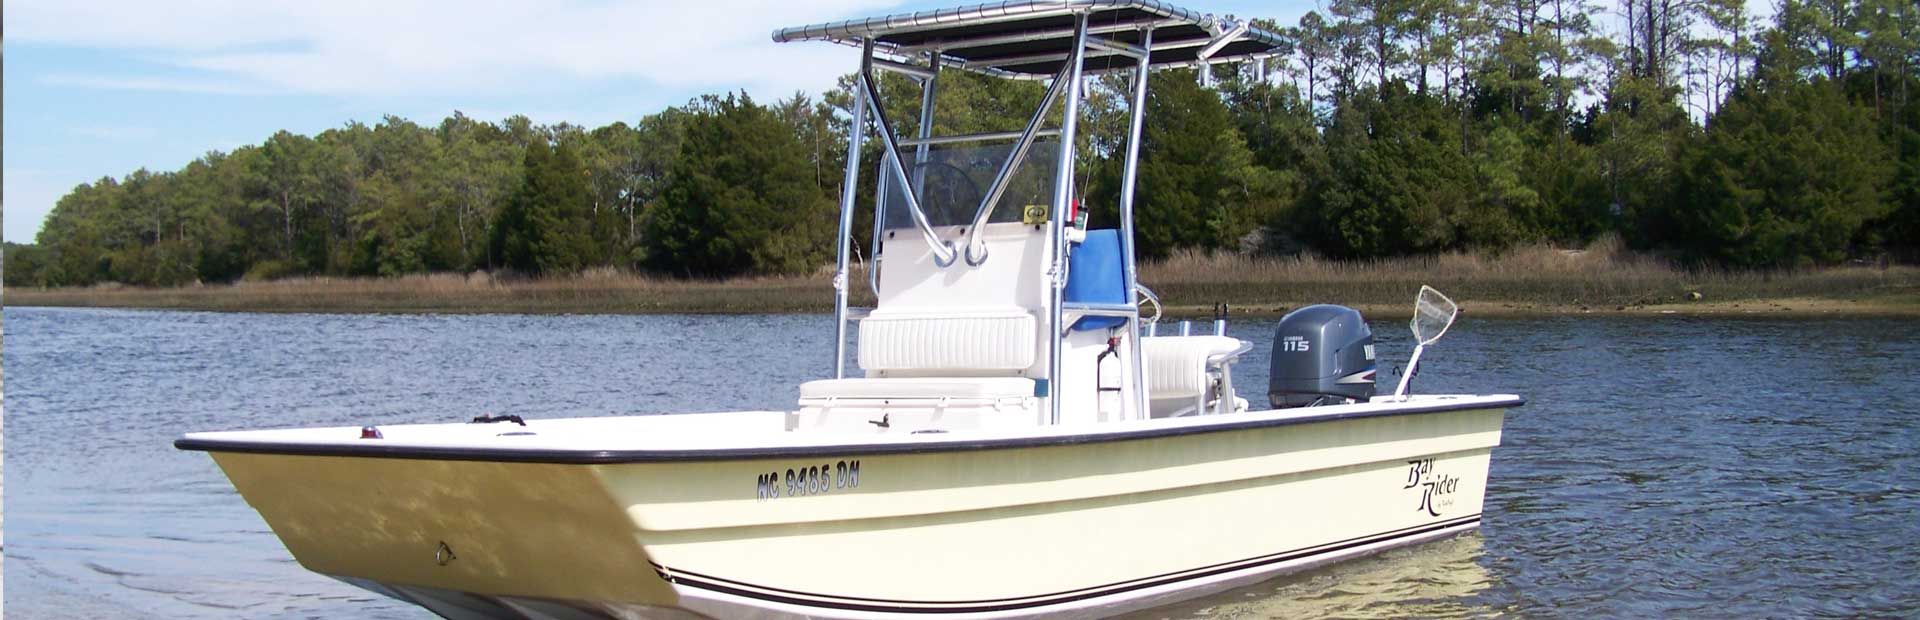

{"left": 1403, "top": 458, "right": 1460, "bottom": 516}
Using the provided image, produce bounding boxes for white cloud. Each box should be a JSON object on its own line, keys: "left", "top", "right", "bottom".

{"left": 42, "top": 74, "right": 272, "bottom": 95}
{"left": 10, "top": 0, "right": 900, "bottom": 99}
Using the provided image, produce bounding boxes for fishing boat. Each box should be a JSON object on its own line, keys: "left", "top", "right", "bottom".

{"left": 176, "top": 2, "right": 1523, "bottom": 619}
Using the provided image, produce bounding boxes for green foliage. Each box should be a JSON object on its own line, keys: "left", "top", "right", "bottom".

{"left": 645, "top": 93, "right": 834, "bottom": 277}
{"left": 1467, "top": 124, "right": 1542, "bottom": 249}
{"left": 1218, "top": 70, "right": 1321, "bottom": 248}
{"left": 1524, "top": 136, "right": 1614, "bottom": 244}
{"left": 15, "top": 0, "right": 1920, "bottom": 285}
{"left": 353, "top": 171, "right": 439, "bottom": 277}
{"left": 1883, "top": 89, "right": 1920, "bottom": 258}
{"left": 488, "top": 141, "right": 602, "bottom": 275}
{"left": 1672, "top": 80, "right": 1894, "bottom": 266}
{"left": 1086, "top": 70, "right": 1282, "bottom": 259}
{"left": 5, "top": 243, "right": 49, "bottom": 287}
{"left": 1303, "top": 85, "right": 1475, "bottom": 257}
{"left": 1594, "top": 77, "right": 1696, "bottom": 251}
{"left": 252, "top": 131, "right": 328, "bottom": 268}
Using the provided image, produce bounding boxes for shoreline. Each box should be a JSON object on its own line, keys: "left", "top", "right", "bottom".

{"left": 8, "top": 264, "right": 1917, "bottom": 320}
{"left": 11, "top": 299, "right": 1914, "bottom": 319}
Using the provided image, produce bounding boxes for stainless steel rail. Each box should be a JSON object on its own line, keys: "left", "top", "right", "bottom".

{"left": 912, "top": 53, "right": 941, "bottom": 203}
{"left": 1083, "top": 36, "right": 1151, "bottom": 58}
{"left": 832, "top": 40, "right": 875, "bottom": 379}
{"left": 1120, "top": 28, "right": 1154, "bottom": 420}
{"left": 1045, "top": 13, "right": 1089, "bottom": 426}
{"left": 966, "top": 31, "right": 1245, "bottom": 71}
{"left": 874, "top": 58, "right": 937, "bottom": 80}
{"left": 1135, "top": 283, "right": 1162, "bottom": 329}
{"left": 898, "top": 128, "right": 1060, "bottom": 147}
{"left": 893, "top": 19, "right": 1175, "bottom": 55}
{"left": 960, "top": 59, "right": 1073, "bottom": 266}
{"left": 858, "top": 63, "right": 959, "bottom": 267}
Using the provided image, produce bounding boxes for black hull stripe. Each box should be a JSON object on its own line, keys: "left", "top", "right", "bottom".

{"left": 175, "top": 398, "right": 1521, "bottom": 463}
{"left": 657, "top": 514, "right": 1481, "bottom": 613}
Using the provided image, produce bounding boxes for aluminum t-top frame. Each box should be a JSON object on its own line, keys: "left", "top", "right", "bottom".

{"left": 776, "top": 1, "right": 1283, "bottom": 424}
{"left": 772, "top": 0, "right": 1287, "bottom": 78}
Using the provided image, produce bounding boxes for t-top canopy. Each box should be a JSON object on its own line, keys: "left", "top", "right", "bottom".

{"left": 772, "top": 1, "right": 1285, "bottom": 78}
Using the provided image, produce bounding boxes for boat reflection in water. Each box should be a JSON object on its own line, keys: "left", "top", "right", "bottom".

{"left": 1117, "top": 534, "right": 1497, "bottom": 620}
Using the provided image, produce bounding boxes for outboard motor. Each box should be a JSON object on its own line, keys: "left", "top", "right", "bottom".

{"left": 1269, "top": 305, "right": 1377, "bottom": 408}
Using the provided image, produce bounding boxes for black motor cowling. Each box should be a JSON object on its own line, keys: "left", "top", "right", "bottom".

{"left": 1269, "top": 305, "right": 1377, "bottom": 408}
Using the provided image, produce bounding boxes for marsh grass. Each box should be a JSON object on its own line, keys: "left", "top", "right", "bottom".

{"left": 6, "top": 267, "right": 852, "bottom": 314}
{"left": 10, "top": 239, "right": 1917, "bottom": 316}
{"left": 1140, "top": 237, "right": 1920, "bottom": 315}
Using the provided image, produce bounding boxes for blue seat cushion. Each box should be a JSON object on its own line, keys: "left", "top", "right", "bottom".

{"left": 1065, "top": 229, "right": 1129, "bottom": 331}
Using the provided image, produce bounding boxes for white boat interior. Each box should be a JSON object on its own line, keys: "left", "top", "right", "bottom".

{"left": 177, "top": 3, "right": 1524, "bottom": 619}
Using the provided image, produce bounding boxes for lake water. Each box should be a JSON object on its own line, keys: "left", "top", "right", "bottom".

{"left": 4, "top": 307, "right": 1918, "bottom": 619}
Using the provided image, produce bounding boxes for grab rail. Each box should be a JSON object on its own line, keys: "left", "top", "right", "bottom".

{"left": 899, "top": 128, "right": 1059, "bottom": 147}
{"left": 1135, "top": 283, "right": 1162, "bottom": 331}
{"left": 959, "top": 59, "right": 1074, "bottom": 266}
{"left": 858, "top": 65, "right": 958, "bottom": 267}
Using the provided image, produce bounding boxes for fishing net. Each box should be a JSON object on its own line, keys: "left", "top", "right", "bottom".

{"left": 1410, "top": 285, "right": 1458, "bottom": 346}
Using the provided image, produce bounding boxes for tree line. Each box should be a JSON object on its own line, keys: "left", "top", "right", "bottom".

{"left": 6, "top": 0, "right": 1917, "bottom": 288}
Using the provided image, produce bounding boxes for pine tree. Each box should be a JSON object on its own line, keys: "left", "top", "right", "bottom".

{"left": 1105, "top": 70, "right": 1276, "bottom": 259}
{"left": 1302, "top": 84, "right": 1474, "bottom": 257}
{"left": 1673, "top": 80, "right": 1893, "bottom": 266}
{"left": 645, "top": 93, "right": 834, "bottom": 277}
{"left": 488, "top": 140, "right": 600, "bottom": 275}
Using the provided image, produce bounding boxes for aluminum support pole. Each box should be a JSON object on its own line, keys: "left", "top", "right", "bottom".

{"left": 1047, "top": 13, "right": 1089, "bottom": 425}
{"left": 961, "top": 60, "right": 1073, "bottom": 265}
{"left": 859, "top": 72, "right": 959, "bottom": 266}
{"left": 1118, "top": 27, "right": 1153, "bottom": 420}
{"left": 1084, "top": 36, "right": 1151, "bottom": 58}
{"left": 900, "top": 128, "right": 1060, "bottom": 147}
{"left": 968, "top": 35, "right": 1223, "bottom": 72}
{"left": 869, "top": 152, "right": 891, "bottom": 298}
{"left": 1394, "top": 344, "right": 1426, "bottom": 399}
{"left": 1195, "top": 22, "right": 1251, "bottom": 62}
{"left": 833, "top": 40, "right": 873, "bottom": 379}
{"left": 1196, "top": 21, "right": 1247, "bottom": 89}
{"left": 911, "top": 53, "right": 940, "bottom": 198}
{"left": 873, "top": 58, "right": 937, "bottom": 81}
{"left": 894, "top": 19, "right": 1174, "bottom": 55}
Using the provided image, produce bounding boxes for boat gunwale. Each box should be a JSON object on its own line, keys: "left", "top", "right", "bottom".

{"left": 174, "top": 396, "right": 1521, "bottom": 463}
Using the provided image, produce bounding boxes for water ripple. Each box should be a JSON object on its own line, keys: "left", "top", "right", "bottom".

{"left": 6, "top": 308, "right": 1919, "bottom": 618}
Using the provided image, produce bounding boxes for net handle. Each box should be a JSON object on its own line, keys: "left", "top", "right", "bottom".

{"left": 1396, "top": 285, "right": 1459, "bottom": 399}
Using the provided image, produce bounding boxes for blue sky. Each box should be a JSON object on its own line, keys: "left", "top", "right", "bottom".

{"left": 3, "top": 0, "right": 1312, "bottom": 243}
